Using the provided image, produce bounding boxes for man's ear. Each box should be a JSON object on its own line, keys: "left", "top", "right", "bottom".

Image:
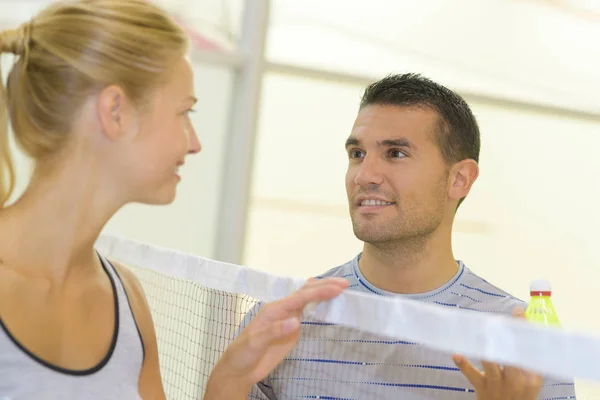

{"left": 449, "top": 159, "right": 479, "bottom": 201}
{"left": 96, "top": 85, "right": 128, "bottom": 141}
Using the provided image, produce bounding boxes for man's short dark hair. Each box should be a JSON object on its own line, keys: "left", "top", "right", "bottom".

{"left": 360, "top": 73, "right": 480, "bottom": 165}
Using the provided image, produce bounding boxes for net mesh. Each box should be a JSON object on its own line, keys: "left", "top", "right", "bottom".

{"left": 97, "top": 235, "right": 591, "bottom": 400}
{"left": 127, "top": 264, "right": 259, "bottom": 399}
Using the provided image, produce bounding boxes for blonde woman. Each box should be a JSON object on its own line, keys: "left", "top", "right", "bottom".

{"left": 0, "top": 1, "right": 348, "bottom": 399}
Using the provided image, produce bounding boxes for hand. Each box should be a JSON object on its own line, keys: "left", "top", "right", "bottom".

{"left": 204, "top": 277, "right": 349, "bottom": 399}
{"left": 452, "top": 307, "right": 543, "bottom": 400}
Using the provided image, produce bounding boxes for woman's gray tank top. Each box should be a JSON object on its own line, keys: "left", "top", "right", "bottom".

{"left": 0, "top": 254, "right": 145, "bottom": 400}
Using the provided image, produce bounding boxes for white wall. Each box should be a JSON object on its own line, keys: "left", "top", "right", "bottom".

{"left": 266, "top": 0, "right": 600, "bottom": 114}
{"left": 154, "top": 0, "right": 245, "bottom": 51}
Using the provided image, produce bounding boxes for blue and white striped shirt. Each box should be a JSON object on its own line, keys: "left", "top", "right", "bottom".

{"left": 248, "top": 254, "right": 576, "bottom": 400}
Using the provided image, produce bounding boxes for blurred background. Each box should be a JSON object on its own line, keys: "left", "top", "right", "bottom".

{"left": 2, "top": 0, "right": 600, "bottom": 396}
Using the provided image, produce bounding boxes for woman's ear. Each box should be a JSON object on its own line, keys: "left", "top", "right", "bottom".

{"left": 96, "top": 85, "right": 127, "bottom": 141}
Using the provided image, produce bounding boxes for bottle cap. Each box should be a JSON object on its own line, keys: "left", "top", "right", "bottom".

{"left": 530, "top": 279, "right": 552, "bottom": 296}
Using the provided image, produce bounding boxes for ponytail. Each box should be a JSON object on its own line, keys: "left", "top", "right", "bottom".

{"left": 0, "top": 23, "right": 34, "bottom": 207}
{"left": 0, "top": 57, "right": 16, "bottom": 207}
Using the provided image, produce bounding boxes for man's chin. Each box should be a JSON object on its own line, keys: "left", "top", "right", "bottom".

{"left": 353, "top": 228, "right": 391, "bottom": 244}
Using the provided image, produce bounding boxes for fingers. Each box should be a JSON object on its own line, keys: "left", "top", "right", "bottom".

{"left": 504, "top": 365, "right": 543, "bottom": 399}
{"left": 455, "top": 353, "right": 543, "bottom": 400}
{"left": 481, "top": 361, "right": 503, "bottom": 381}
{"left": 481, "top": 360, "right": 503, "bottom": 395}
{"left": 212, "top": 315, "right": 305, "bottom": 389}
{"left": 244, "top": 316, "right": 301, "bottom": 354}
{"left": 512, "top": 306, "right": 525, "bottom": 319}
{"left": 283, "top": 277, "right": 348, "bottom": 310}
{"left": 453, "top": 355, "right": 484, "bottom": 391}
{"left": 261, "top": 277, "right": 349, "bottom": 321}
{"left": 305, "top": 277, "right": 350, "bottom": 290}
{"left": 524, "top": 372, "right": 544, "bottom": 395}
{"left": 503, "top": 365, "right": 525, "bottom": 390}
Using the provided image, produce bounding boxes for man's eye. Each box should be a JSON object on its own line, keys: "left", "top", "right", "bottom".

{"left": 389, "top": 149, "right": 406, "bottom": 158}
{"left": 349, "top": 150, "right": 365, "bottom": 159}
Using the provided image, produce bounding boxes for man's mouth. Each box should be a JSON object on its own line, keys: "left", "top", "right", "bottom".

{"left": 359, "top": 199, "right": 395, "bottom": 206}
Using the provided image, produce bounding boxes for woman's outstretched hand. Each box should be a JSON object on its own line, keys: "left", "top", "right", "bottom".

{"left": 204, "top": 277, "right": 349, "bottom": 399}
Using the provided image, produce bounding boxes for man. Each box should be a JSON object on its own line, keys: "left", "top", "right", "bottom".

{"left": 247, "top": 74, "right": 576, "bottom": 399}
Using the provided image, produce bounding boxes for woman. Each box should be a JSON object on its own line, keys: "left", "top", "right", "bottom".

{"left": 0, "top": 1, "right": 348, "bottom": 399}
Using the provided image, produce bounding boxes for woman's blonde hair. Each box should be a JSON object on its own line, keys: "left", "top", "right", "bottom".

{"left": 0, "top": 0, "right": 189, "bottom": 206}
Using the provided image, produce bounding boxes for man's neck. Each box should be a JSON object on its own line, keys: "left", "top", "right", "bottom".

{"left": 358, "top": 231, "right": 458, "bottom": 295}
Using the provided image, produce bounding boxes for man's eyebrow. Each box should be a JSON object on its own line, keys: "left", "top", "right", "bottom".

{"left": 378, "top": 138, "right": 413, "bottom": 148}
{"left": 345, "top": 137, "right": 360, "bottom": 148}
{"left": 344, "top": 137, "right": 414, "bottom": 148}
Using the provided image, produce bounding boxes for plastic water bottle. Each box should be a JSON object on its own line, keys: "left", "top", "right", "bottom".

{"left": 525, "top": 279, "right": 560, "bottom": 327}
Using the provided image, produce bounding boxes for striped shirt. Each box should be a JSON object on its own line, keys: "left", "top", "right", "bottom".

{"left": 247, "top": 254, "right": 576, "bottom": 400}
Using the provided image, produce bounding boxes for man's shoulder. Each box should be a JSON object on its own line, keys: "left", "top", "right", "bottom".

{"left": 317, "top": 259, "right": 355, "bottom": 279}
{"left": 317, "top": 263, "right": 352, "bottom": 279}
{"left": 452, "top": 265, "right": 527, "bottom": 314}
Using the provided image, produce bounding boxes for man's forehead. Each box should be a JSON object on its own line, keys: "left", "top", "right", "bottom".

{"left": 351, "top": 105, "right": 439, "bottom": 141}
{"left": 354, "top": 104, "right": 438, "bottom": 126}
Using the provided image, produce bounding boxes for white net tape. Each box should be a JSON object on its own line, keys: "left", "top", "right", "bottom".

{"left": 95, "top": 234, "right": 598, "bottom": 398}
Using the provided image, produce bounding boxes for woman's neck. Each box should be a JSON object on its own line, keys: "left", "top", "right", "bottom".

{"left": 0, "top": 155, "right": 124, "bottom": 284}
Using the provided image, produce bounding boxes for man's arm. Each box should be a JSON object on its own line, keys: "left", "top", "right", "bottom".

{"left": 111, "top": 260, "right": 166, "bottom": 400}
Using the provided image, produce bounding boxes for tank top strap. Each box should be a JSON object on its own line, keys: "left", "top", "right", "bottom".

{"left": 97, "top": 252, "right": 146, "bottom": 364}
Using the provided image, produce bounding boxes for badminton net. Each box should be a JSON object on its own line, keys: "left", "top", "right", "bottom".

{"left": 95, "top": 235, "right": 595, "bottom": 400}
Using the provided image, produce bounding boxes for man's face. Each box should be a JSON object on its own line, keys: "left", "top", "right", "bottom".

{"left": 345, "top": 104, "right": 452, "bottom": 245}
